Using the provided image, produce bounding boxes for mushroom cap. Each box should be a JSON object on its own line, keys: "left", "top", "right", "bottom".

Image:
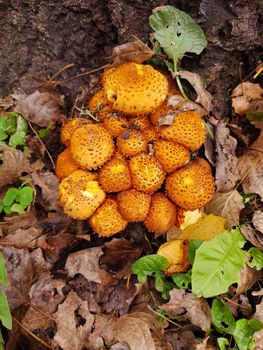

{"left": 129, "top": 153, "right": 165, "bottom": 194}
{"left": 70, "top": 124, "right": 115, "bottom": 170}
{"left": 159, "top": 111, "right": 206, "bottom": 151}
{"left": 88, "top": 89, "right": 112, "bottom": 121}
{"left": 98, "top": 153, "right": 132, "bottom": 193}
{"left": 154, "top": 140, "right": 190, "bottom": 173}
{"left": 55, "top": 148, "right": 79, "bottom": 180}
{"left": 89, "top": 197, "right": 128, "bottom": 237}
{"left": 60, "top": 119, "right": 82, "bottom": 146}
{"left": 142, "top": 127, "right": 159, "bottom": 143}
{"left": 117, "top": 130, "right": 147, "bottom": 158}
{"left": 129, "top": 116, "right": 151, "bottom": 131}
{"left": 144, "top": 193, "right": 177, "bottom": 234}
{"left": 116, "top": 188, "right": 151, "bottom": 222}
{"left": 165, "top": 161, "right": 215, "bottom": 210}
{"left": 193, "top": 157, "right": 212, "bottom": 175}
{"left": 103, "top": 114, "right": 129, "bottom": 137}
{"left": 58, "top": 170, "right": 105, "bottom": 220}
{"left": 102, "top": 62, "right": 169, "bottom": 116}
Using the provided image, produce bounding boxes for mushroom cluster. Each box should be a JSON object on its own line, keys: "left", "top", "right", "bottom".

{"left": 56, "top": 62, "right": 215, "bottom": 237}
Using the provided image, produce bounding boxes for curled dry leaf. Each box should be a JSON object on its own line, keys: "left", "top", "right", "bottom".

{"left": 0, "top": 145, "right": 31, "bottom": 189}
{"left": 254, "top": 299, "right": 263, "bottom": 323}
{"left": 160, "top": 289, "right": 211, "bottom": 331}
{"left": 205, "top": 190, "right": 245, "bottom": 229}
{"left": 108, "top": 40, "right": 154, "bottom": 66}
{"left": 65, "top": 247, "right": 104, "bottom": 283}
{"left": 0, "top": 207, "right": 38, "bottom": 236}
{"left": 238, "top": 128, "right": 263, "bottom": 200}
{"left": 240, "top": 225, "right": 263, "bottom": 250}
{"left": 253, "top": 210, "right": 263, "bottom": 233}
{"left": 253, "top": 329, "right": 263, "bottom": 350}
{"left": 44, "top": 232, "right": 77, "bottom": 264}
{"left": 214, "top": 120, "right": 239, "bottom": 192}
{"left": 53, "top": 290, "right": 94, "bottom": 350}
{"left": 15, "top": 89, "right": 64, "bottom": 127}
{"left": 231, "top": 82, "right": 263, "bottom": 117}
{"left": 22, "top": 305, "right": 54, "bottom": 333}
{"left": 0, "top": 227, "right": 43, "bottom": 249}
{"left": 87, "top": 314, "right": 117, "bottom": 350}
{"left": 175, "top": 71, "right": 213, "bottom": 113}
{"left": 235, "top": 264, "right": 263, "bottom": 296}
{"left": 32, "top": 171, "right": 60, "bottom": 211}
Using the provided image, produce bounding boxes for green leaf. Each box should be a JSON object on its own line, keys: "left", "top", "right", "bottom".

{"left": 149, "top": 5, "right": 207, "bottom": 66}
{"left": 131, "top": 254, "right": 169, "bottom": 284}
{"left": 16, "top": 186, "right": 34, "bottom": 206}
{"left": 247, "top": 247, "right": 263, "bottom": 270}
{"left": 0, "top": 291, "right": 12, "bottom": 330}
{"left": 217, "top": 338, "right": 231, "bottom": 350}
{"left": 192, "top": 228, "right": 246, "bottom": 298}
{"left": 9, "top": 131, "right": 27, "bottom": 148}
{"left": 0, "top": 252, "right": 7, "bottom": 287}
{"left": 212, "top": 299, "right": 236, "bottom": 334}
{"left": 233, "top": 319, "right": 263, "bottom": 350}
{"left": 2, "top": 188, "right": 19, "bottom": 206}
{"left": 38, "top": 124, "right": 51, "bottom": 139}
{"left": 0, "top": 331, "right": 5, "bottom": 350}
{"left": 155, "top": 271, "right": 175, "bottom": 299}
{"left": 9, "top": 203, "right": 26, "bottom": 214}
{"left": 188, "top": 240, "right": 203, "bottom": 265}
{"left": 172, "top": 270, "right": 192, "bottom": 289}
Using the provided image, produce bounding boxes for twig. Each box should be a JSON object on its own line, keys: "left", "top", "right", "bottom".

{"left": 49, "top": 63, "right": 75, "bottom": 81}
{"left": 223, "top": 296, "right": 250, "bottom": 310}
{"left": 58, "top": 64, "right": 109, "bottom": 85}
{"left": 147, "top": 305, "right": 181, "bottom": 328}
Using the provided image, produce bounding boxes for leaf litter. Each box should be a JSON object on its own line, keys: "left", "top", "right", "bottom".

{"left": 0, "top": 5, "right": 263, "bottom": 350}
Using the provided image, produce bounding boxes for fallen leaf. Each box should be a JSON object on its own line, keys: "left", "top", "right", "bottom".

{"left": 205, "top": 190, "right": 244, "bottom": 228}
{"left": 22, "top": 305, "right": 54, "bottom": 332}
{"left": 160, "top": 289, "right": 211, "bottom": 331}
{"left": 254, "top": 299, "right": 263, "bottom": 323}
{"left": 29, "top": 273, "right": 66, "bottom": 314}
{"left": 65, "top": 247, "right": 104, "bottom": 283}
{"left": 0, "top": 208, "right": 38, "bottom": 235}
{"left": 226, "top": 294, "right": 251, "bottom": 318}
{"left": 100, "top": 238, "right": 143, "bottom": 279}
{"left": 44, "top": 232, "right": 77, "bottom": 264}
{"left": 2, "top": 247, "right": 33, "bottom": 310}
{"left": 238, "top": 128, "right": 263, "bottom": 200}
{"left": 0, "top": 227, "right": 43, "bottom": 249}
{"left": 235, "top": 264, "right": 263, "bottom": 295}
{"left": 32, "top": 171, "right": 60, "bottom": 211}
{"left": 15, "top": 90, "right": 63, "bottom": 127}
{"left": 108, "top": 40, "right": 154, "bottom": 66}
{"left": 253, "top": 210, "right": 263, "bottom": 233}
{"left": 175, "top": 71, "right": 213, "bottom": 113}
{"left": 0, "top": 145, "right": 31, "bottom": 189}
{"left": 87, "top": 314, "right": 117, "bottom": 350}
{"left": 164, "top": 326, "right": 200, "bottom": 350}
{"left": 110, "top": 343, "right": 131, "bottom": 350}
{"left": 214, "top": 121, "right": 239, "bottom": 192}
{"left": 169, "top": 213, "right": 226, "bottom": 241}
{"left": 30, "top": 247, "right": 52, "bottom": 275}
{"left": 240, "top": 225, "right": 263, "bottom": 250}
{"left": 231, "top": 82, "right": 263, "bottom": 117}
{"left": 253, "top": 329, "right": 263, "bottom": 350}
{"left": 53, "top": 290, "right": 94, "bottom": 350}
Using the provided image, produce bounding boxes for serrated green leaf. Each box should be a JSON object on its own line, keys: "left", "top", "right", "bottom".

{"left": 233, "top": 319, "right": 263, "bottom": 350}
{"left": 212, "top": 299, "right": 236, "bottom": 334}
{"left": 16, "top": 186, "right": 33, "bottom": 206}
{"left": 0, "top": 291, "right": 12, "bottom": 330}
{"left": 0, "top": 252, "right": 7, "bottom": 287}
{"left": 149, "top": 6, "right": 207, "bottom": 66}
{"left": 188, "top": 240, "right": 203, "bottom": 265}
{"left": 2, "top": 188, "right": 19, "bottom": 206}
{"left": 247, "top": 247, "right": 263, "bottom": 270}
{"left": 172, "top": 270, "right": 192, "bottom": 289}
{"left": 9, "top": 203, "right": 26, "bottom": 214}
{"left": 9, "top": 131, "right": 27, "bottom": 148}
{"left": 131, "top": 254, "right": 169, "bottom": 283}
{"left": 192, "top": 229, "right": 246, "bottom": 298}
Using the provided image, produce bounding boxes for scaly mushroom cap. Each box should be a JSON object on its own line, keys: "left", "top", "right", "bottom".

{"left": 102, "top": 62, "right": 169, "bottom": 116}
{"left": 88, "top": 90, "right": 112, "bottom": 120}
{"left": 98, "top": 153, "right": 132, "bottom": 192}
{"left": 60, "top": 119, "right": 82, "bottom": 146}
{"left": 116, "top": 189, "right": 151, "bottom": 222}
{"left": 165, "top": 161, "right": 215, "bottom": 210}
{"left": 149, "top": 94, "right": 183, "bottom": 125}
{"left": 58, "top": 170, "right": 105, "bottom": 220}
{"left": 55, "top": 148, "right": 79, "bottom": 180}
{"left": 89, "top": 197, "right": 128, "bottom": 237}
{"left": 103, "top": 114, "right": 129, "bottom": 137}
{"left": 193, "top": 157, "right": 212, "bottom": 175}
{"left": 129, "top": 116, "right": 151, "bottom": 131}
{"left": 117, "top": 130, "right": 147, "bottom": 157}
{"left": 129, "top": 154, "right": 165, "bottom": 194}
{"left": 159, "top": 111, "right": 206, "bottom": 151}
{"left": 142, "top": 127, "right": 159, "bottom": 143}
{"left": 144, "top": 193, "right": 177, "bottom": 234}
{"left": 154, "top": 140, "right": 190, "bottom": 173}
{"left": 70, "top": 124, "right": 114, "bottom": 170}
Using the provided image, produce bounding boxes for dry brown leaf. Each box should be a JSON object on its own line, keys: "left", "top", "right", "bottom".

{"left": 0, "top": 227, "right": 43, "bottom": 249}
{"left": 29, "top": 273, "right": 66, "bottom": 314}
{"left": 53, "top": 291, "right": 94, "bottom": 350}
{"left": 2, "top": 247, "right": 33, "bottom": 310}
{"left": 30, "top": 248, "right": 52, "bottom": 275}
{"left": 65, "top": 247, "right": 103, "bottom": 283}
{"left": 205, "top": 190, "right": 244, "bottom": 228}
{"left": 160, "top": 289, "right": 211, "bottom": 331}
{"left": 111, "top": 344, "right": 131, "bottom": 350}
{"left": 235, "top": 264, "right": 263, "bottom": 295}
{"left": 22, "top": 306, "right": 54, "bottom": 331}
{"left": 253, "top": 329, "right": 263, "bottom": 350}
{"left": 240, "top": 225, "right": 263, "bottom": 250}
{"left": 87, "top": 314, "right": 117, "bottom": 350}
{"left": 254, "top": 299, "right": 263, "bottom": 323}
{"left": 214, "top": 120, "right": 239, "bottom": 192}
{"left": 108, "top": 40, "right": 154, "bottom": 66}
{"left": 0, "top": 207, "right": 38, "bottom": 235}
{"left": 231, "top": 82, "right": 263, "bottom": 116}
{"left": 32, "top": 171, "right": 60, "bottom": 211}
{"left": 0, "top": 145, "right": 31, "bottom": 189}
{"left": 175, "top": 71, "right": 213, "bottom": 113}
{"left": 253, "top": 210, "right": 263, "bottom": 233}
{"left": 15, "top": 89, "right": 63, "bottom": 127}
{"left": 44, "top": 232, "right": 77, "bottom": 264}
{"left": 238, "top": 128, "right": 263, "bottom": 200}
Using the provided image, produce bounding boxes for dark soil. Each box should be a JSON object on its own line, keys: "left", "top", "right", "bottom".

{"left": 1, "top": 0, "right": 262, "bottom": 116}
